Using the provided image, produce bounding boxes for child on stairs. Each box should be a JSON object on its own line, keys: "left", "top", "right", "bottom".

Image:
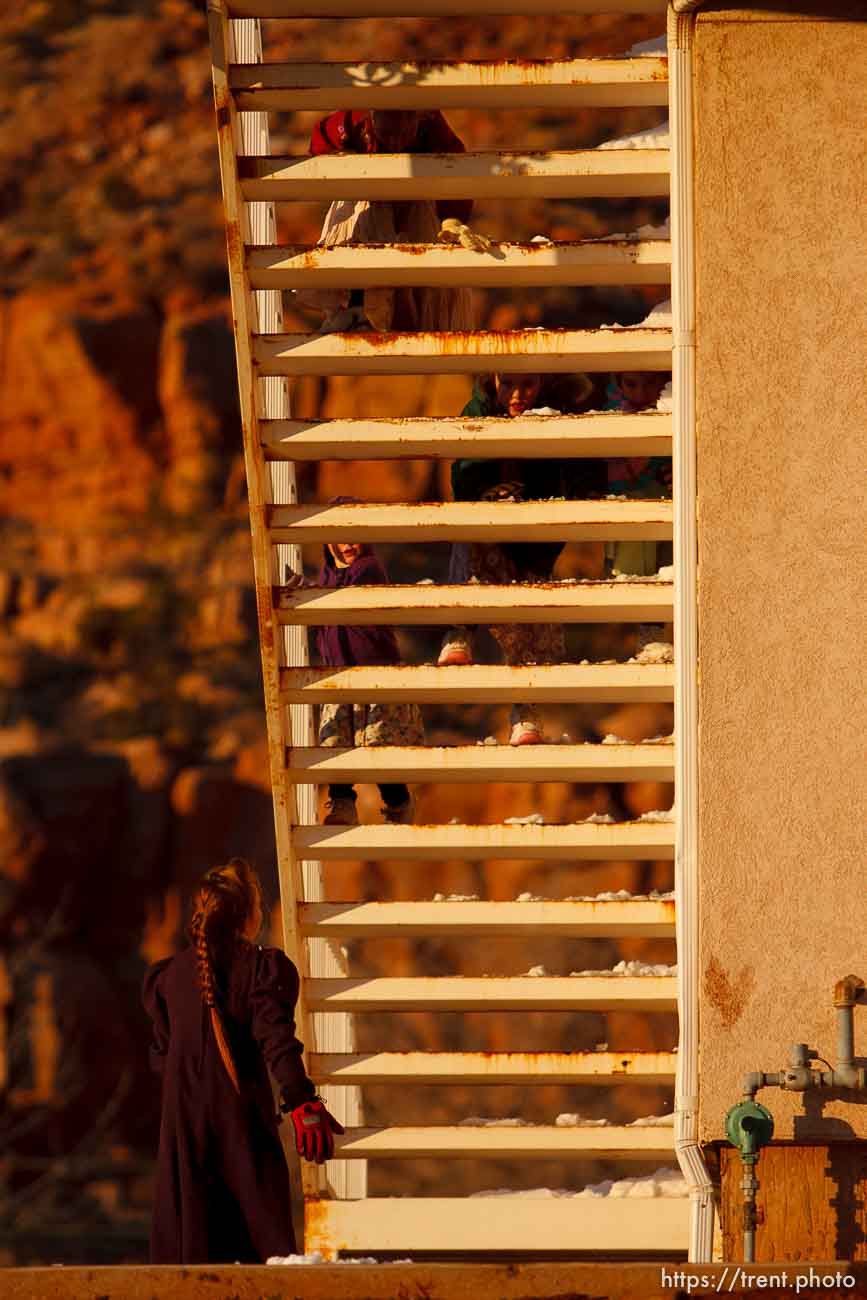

{"left": 286, "top": 501, "right": 423, "bottom": 826}
{"left": 299, "top": 109, "right": 475, "bottom": 334}
{"left": 438, "top": 372, "right": 605, "bottom": 746}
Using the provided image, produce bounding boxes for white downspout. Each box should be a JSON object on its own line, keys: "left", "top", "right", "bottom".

{"left": 668, "top": 2, "right": 716, "bottom": 1264}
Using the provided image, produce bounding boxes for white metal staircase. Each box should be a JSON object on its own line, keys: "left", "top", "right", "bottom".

{"left": 208, "top": 0, "right": 686, "bottom": 1258}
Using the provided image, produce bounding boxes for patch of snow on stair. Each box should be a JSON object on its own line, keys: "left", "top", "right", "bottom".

{"left": 569, "top": 960, "right": 677, "bottom": 977}
{"left": 627, "top": 34, "right": 667, "bottom": 56}
{"left": 470, "top": 1169, "right": 687, "bottom": 1198}
{"left": 598, "top": 121, "right": 670, "bottom": 150}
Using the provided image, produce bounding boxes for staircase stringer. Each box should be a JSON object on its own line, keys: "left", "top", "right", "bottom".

{"left": 209, "top": 1, "right": 365, "bottom": 1203}
{"left": 229, "top": 11, "right": 367, "bottom": 1206}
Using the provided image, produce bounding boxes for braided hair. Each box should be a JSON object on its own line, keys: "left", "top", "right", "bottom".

{"left": 187, "top": 857, "right": 262, "bottom": 1093}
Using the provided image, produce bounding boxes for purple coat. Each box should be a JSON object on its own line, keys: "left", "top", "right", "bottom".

{"left": 315, "top": 548, "right": 401, "bottom": 668}
{"left": 143, "top": 944, "right": 315, "bottom": 1263}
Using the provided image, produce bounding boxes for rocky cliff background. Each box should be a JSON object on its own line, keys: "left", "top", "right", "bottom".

{"left": 0, "top": 0, "right": 673, "bottom": 1262}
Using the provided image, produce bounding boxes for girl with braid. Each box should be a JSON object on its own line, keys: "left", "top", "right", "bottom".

{"left": 143, "top": 858, "right": 342, "bottom": 1263}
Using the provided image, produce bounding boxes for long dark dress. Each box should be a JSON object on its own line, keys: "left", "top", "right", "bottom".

{"left": 143, "top": 943, "right": 316, "bottom": 1263}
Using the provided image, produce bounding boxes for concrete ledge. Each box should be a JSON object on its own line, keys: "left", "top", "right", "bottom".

{"left": 4, "top": 1263, "right": 867, "bottom": 1300}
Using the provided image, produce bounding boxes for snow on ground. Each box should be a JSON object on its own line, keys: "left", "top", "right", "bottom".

{"left": 550, "top": 1110, "right": 673, "bottom": 1129}
{"left": 627, "top": 34, "right": 667, "bottom": 56}
{"left": 633, "top": 641, "right": 674, "bottom": 664}
{"left": 602, "top": 293, "right": 671, "bottom": 334}
{"left": 470, "top": 1188, "right": 576, "bottom": 1198}
{"left": 459, "top": 1116, "right": 530, "bottom": 1127}
{"left": 471, "top": 1113, "right": 675, "bottom": 1133}
{"left": 569, "top": 959, "right": 677, "bottom": 977}
{"left": 504, "top": 812, "right": 545, "bottom": 825}
{"left": 555, "top": 1113, "right": 611, "bottom": 1127}
{"left": 515, "top": 889, "right": 674, "bottom": 901}
{"left": 470, "top": 1169, "right": 687, "bottom": 1198}
{"left": 268, "top": 1254, "right": 391, "bottom": 1265}
{"left": 522, "top": 957, "right": 675, "bottom": 977}
{"left": 598, "top": 120, "right": 670, "bottom": 150}
{"left": 634, "top": 297, "right": 672, "bottom": 327}
{"left": 612, "top": 565, "right": 673, "bottom": 582}
{"left": 565, "top": 889, "right": 674, "bottom": 902}
{"left": 630, "top": 218, "right": 671, "bottom": 240}
{"left": 589, "top": 217, "right": 670, "bottom": 243}
{"left": 580, "top": 1168, "right": 686, "bottom": 1198}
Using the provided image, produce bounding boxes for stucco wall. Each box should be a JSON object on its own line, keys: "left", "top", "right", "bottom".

{"left": 693, "top": 11, "right": 867, "bottom": 1141}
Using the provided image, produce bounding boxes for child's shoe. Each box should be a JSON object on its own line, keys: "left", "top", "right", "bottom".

{"left": 382, "top": 795, "right": 415, "bottom": 825}
{"left": 509, "top": 720, "right": 545, "bottom": 746}
{"left": 437, "top": 635, "right": 473, "bottom": 667}
{"left": 323, "top": 797, "right": 359, "bottom": 826}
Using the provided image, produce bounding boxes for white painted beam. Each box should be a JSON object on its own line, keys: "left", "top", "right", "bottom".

{"left": 307, "top": 975, "right": 678, "bottom": 1011}
{"left": 279, "top": 663, "right": 674, "bottom": 704}
{"left": 309, "top": 1050, "right": 678, "bottom": 1085}
{"left": 231, "top": 59, "right": 668, "bottom": 112}
{"left": 305, "top": 1197, "right": 689, "bottom": 1258}
{"left": 238, "top": 151, "right": 670, "bottom": 201}
{"left": 231, "top": 0, "right": 668, "bottom": 13}
{"left": 260, "top": 412, "right": 672, "bottom": 460}
{"left": 249, "top": 240, "right": 671, "bottom": 290}
{"left": 285, "top": 743, "right": 675, "bottom": 783}
{"left": 334, "top": 1125, "right": 675, "bottom": 1158}
{"left": 300, "top": 898, "right": 676, "bottom": 932}
{"left": 254, "top": 327, "right": 672, "bottom": 376}
{"left": 295, "top": 826, "right": 675, "bottom": 868}
{"left": 269, "top": 499, "right": 673, "bottom": 543}
{"left": 275, "top": 581, "right": 673, "bottom": 625}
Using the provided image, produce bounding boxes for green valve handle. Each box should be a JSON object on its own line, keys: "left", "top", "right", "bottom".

{"left": 725, "top": 1100, "right": 774, "bottom": 1162}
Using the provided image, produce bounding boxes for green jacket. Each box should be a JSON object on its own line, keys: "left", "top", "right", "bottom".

{"left": 450, "top": 386, "right": 606, "bottom": 576}
{"left": 451, "top": 388, "right": 605, "bottom": 503}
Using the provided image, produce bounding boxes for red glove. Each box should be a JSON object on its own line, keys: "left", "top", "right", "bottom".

{"left": 290, "top": 1099, "right": 344, "bottom": 1164}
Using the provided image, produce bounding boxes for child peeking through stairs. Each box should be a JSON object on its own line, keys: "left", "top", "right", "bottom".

{"left": 296, "top": 108, "right": 475, "bottom": 334}
{"left": 437, "top": 371, "right": 607, "bottom": 746}
{"left": 284, "top": 497, "right": 423, "bottom": 827}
